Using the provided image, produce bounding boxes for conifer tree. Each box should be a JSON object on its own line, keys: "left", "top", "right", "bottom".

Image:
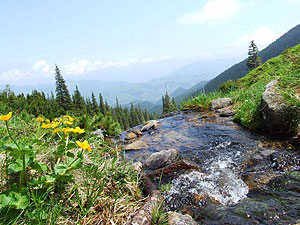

{"left": 247, "top": 40, "right": 262, "bottom": 71}
{"left": 72, "top": 86, "right": 86, "bottom": 115}
{"left": 91, "top": 92, "right": 99, "bottom": 114}
{"left": 99, "top": 93, "right": 106, "bottom": 115}
{"left": 55, "top": 65, "right": 72, "bottom": 112}
{"left": 162, "top": 90, "right": 175, "bottom": 114}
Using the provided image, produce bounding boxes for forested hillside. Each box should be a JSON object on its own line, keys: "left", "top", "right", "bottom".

{"left": 204, "top": 24, "right": 300, "bottom": 92}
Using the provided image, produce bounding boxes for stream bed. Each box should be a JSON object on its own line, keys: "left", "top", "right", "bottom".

{"left": 121, "top": 112, "right": 300, "bottom": 225}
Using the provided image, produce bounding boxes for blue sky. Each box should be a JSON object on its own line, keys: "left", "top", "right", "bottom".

{"left": 0, "top": 0, "right": 300, "bottom": 85}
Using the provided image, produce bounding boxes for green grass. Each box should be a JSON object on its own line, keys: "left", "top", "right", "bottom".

{"left": 183, "top": 44, "right": 300, "bottom": 134}
{"left": 0, "top": 112, "right": 143, "bottom": 225}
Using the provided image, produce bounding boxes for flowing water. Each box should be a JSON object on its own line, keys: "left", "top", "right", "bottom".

{"left": 121, "top": 112, "right": 300, "bottom": 225}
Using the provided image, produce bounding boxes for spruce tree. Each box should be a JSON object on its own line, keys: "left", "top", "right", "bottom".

{"left": 72, "top": 86, "right": 86, "bottom": 115}
{"left": 247, "top": 40, "right": 262, "bottom": 71}
{"left": 55, "top": 65, "right": 72, "bottom": 112}
{"left": 99, "top": 93, "right": 106, "bottom": 115}
{"left": 91, "top": 92, "right": 99, "bottom": 114}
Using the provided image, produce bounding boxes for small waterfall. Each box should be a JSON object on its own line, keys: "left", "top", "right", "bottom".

{"left": 164, "top": 157, "right": 249, "bottom": 210}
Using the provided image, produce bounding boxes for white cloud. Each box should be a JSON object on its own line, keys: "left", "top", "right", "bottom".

{"left": 64, "top": 56, "right": 172, "bottom": 74}
{"left": 64, "top": 59, "right": 103, "bottom": 75}
{"left": 33, "top": 60, "right": 51, "bottom": 75}
{"left": 0, "top": 69, "right": 26, "bottom": 83}
{"left": 178, "top": 0, "right": 240, "bottom": 25}
{"left": 236, "top": 26, "right": 280, "bottom": 48}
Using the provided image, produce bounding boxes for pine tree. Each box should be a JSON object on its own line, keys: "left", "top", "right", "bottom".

{"left": 72, "top": 86, "right": 86, "bottom": 115}
{"left": 162, "top": 90, "right": 175, "bottom": 114}
{"left": 172, "top": 97, "right": 178, "bottom": 111}
{"left": 99, "top": 93, "right": 106, "bottom": 115}
{"left": 91, "top": 92, "right": 99, "bottom": 114}
{"left": 55, "top": 65, "right": 72, "bottom": 112}
{"left": 247, "top": 40, "right": 262, "bottom": 71}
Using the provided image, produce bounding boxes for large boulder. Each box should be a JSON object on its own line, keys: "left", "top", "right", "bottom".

{"left": 261, "top": 80, "right": 291, "bottom": 137}
{"left": 144, "top": 149, "right": 179, "bottom": 170}
{"left": 211, "top": 98, "right": 232, "bottom": 110}
{"left": 168, "top": 212, "right": 198, "bottom": 225}
{"left": 125, "top": 141, "right": 148, "bottom": 151}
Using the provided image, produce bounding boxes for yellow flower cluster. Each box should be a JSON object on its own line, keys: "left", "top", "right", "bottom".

{"left": 37, "top": 115, "right": 84, "bottom": 135}
{"left": 0, "top": 112, "right": 12, "bottom": 121}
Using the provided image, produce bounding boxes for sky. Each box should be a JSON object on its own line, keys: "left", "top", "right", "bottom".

{"left": 0, "top": 0, "right": 300, "bottom": 85}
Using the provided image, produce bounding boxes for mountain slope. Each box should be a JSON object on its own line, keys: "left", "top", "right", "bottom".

{"left": 184, "top": 44, "right": 300, "bottom": 134}
{"left": 204, "top": 24, "right": 300, "bottom": 92}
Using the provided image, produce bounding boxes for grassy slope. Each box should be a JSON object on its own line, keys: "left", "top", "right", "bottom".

{"left": 183, "top": 44, "right": 300, "bottom": 133}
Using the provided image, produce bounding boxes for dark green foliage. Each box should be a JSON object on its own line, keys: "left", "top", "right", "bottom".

{"left": 204, "top": 24, "right": 300, "bottom": 92}
{"left": 162, "top": 91, "right": 177, "bottom": 114}
{"left": 72, "top": 86, "right": 86, "bottom": 115}
{"left": 247, "top": 40, "right": 262, "bottom": 71}
{"left": 54, "top": 65, "right": 72, "bottom": 112}
{"left": 91, "top": 92, "right": 99, "bottom": 115}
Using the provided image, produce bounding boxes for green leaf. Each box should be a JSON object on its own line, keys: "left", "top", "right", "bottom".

{"left": 66, "top": 143, "right": 77, "bottom": 150}
{"left": 8, "top": 162, "right": 23, "bottom": 173}
{"left": 52, "top": 144, "right": 65, "bottom": 156}
{"left": 31, "top": 162, "right": 48, "bottom": 172}
{"left": 0, "top": 191, "right": 30, "bottom": 210}
{"left": 57, "top": 174, "right": 74, "bottom": 183}
{"left": 55, "top": 163, "right": 68, "bottom": 176}
{"left": 67, "top": 151, "right": 75, "bottom": 158}
{"left": 0, "top": 194, "right": 11, "bottom": 209}
{"left": 68, "top": 158, "right": 82, "bottom": 170}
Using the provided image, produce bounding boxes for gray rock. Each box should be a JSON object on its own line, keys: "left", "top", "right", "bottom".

{"left": 91, "top": 129, "right": 104, "bottom": 140}
{"left": 125, "top": 132, "right": 137, "bottom": 140}
{"left": 168, "top": 212, "right": 198, "bottom": 225}
{"left": 261, "top": 80, "right": 290, "bottom": 137}
{"left": 211, "top": 98, "right": 232, "bottom": 110}
{"left": 125, "top": 141, "right": 148, "bottom": 151}
{"left": 144, "top": 149, "right": 179, "bottom": 170}
{"left": 141, "top": 120, "right": 160, "bottom": 132}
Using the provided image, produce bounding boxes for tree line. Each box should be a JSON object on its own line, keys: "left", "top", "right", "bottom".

{"left": 0, "top": 65, "right": 157, "bottom": 130}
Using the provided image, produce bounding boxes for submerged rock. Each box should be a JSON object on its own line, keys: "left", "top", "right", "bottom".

{"left": 141, "top": 120, "right": 160, "bottom": 132}
{"left": 261, "top": 80, "right": 291, "bottom": 137}
{"left": 211, "top": 98, "right": 233, "bottom": 111}
{"left": 144, "top": 149, "right": 180, "bottom": 170}
{"left": 168, "top": 212, "right": 198, "bottom": 225}
{"left": 125, "top": 141, "right": 148, "bottom": 151}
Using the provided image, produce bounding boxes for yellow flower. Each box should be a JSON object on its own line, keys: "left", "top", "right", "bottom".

{"left": 62, "top": 127, "right": 73, "bottom": 135}
{"left": 52, "top": 128, "right": 60, "bottom": 134}
{"left": 36, "top": 117, "right": 45, "bottom": 122}
{"left": 51, "top": 121, "right": 60, "bottom": 128}
{"left": 76, "top": 140, "right": 92, "bottom": 152}
{"left": 63, "top": 115, "right": 75, "bottom": 122}
{"left": 0, "top": 112, "right": 12, "bottom": 121}
{"left": 46, "top": 119, "right": 50, "bottom": 123}
{"left": 41, "top": 123, "right": 51, "bottom": 129}
{"left": 73, "top": 127, "right": 85, "bottom": 134}
{"left": 63, "top": 121, "right": 73, "bottom": 125}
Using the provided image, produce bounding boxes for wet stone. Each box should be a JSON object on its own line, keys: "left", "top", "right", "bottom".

{"left": 168, "top": 211, "right": 198, "bottom": 225}
{"left": 125, "top": 132, "right": 137, "bottom": 140}
{"left": 125, "top": 140, "right": 148, "bottom": 151}
{"left": 143, "top": 149, "right": 180, "bottom": 170}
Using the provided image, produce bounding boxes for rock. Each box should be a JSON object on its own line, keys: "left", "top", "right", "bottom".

{"left": 141, "top": 120, "right": 160, "bottom": 132}
{"left": 144, "top": 149, "right": 180, "bottom": 170}
{"left": 91, "top": 129, "right": 104, "bottom": 140}
{"left": 125, "top": 141, "right": 148, "bottom": 151}
{"left": 132, "top": 161, "right": 143, "bottom": 174}
{"left": 146, "top": 160, "right": 200, "bottom": 179}
{"left": 290, "top": 132, "right": 300, "bottom": 149}
{"left": 211, "top": 98, "right": 232, "bottom": 111}
{"left": 168, "top": 212, "right": 198, "bottom": 225}
{"left": 218, "top": 107, "right": 235, "bottom": 117}
{"left": 126, "top": 132, "right": 137, "bottom": 140}
{"left": 131, "top": 129, "right": 143, "bottom": 136}
{"left": 261, "top": 80, "right": 291, "bottom": 137}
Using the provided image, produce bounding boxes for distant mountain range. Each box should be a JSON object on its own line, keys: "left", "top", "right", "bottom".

{"left": 202, "top": 24, "right": 300, "bottom": 93}
{"left": 1, "top": 57, "right": 236, "bottom": 109}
